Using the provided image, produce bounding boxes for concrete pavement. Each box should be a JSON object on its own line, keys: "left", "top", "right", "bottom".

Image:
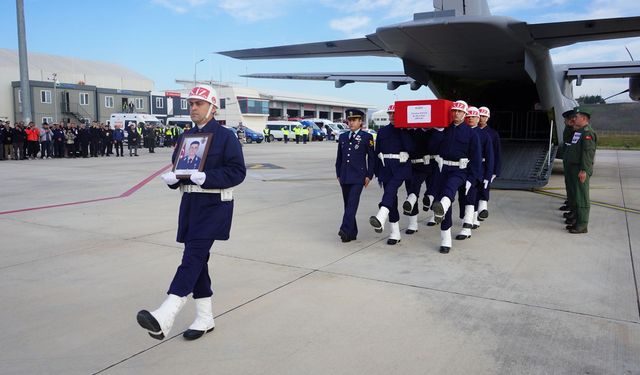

{"left": 0, "top": 142, "right": 638, "bottom": 374}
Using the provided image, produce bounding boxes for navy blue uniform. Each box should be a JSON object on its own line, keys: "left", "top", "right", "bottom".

{"left": 404, "top": 128, "right": 432, "bottom": 215}
{"left": 374, "top": 124, "right": 413, "bottom": 223}
{"left": 167, "top": 118, "right": 246, "bottom": 298}
{"left": 434, "top": 122, "right": 481, "bottom": 230}
{"left": 336, "top": 129, "right": 375, "bottom": 239}
{"left": 176, "top": 155, "right": 202, "bottom": 170}
{"left": 479, "top": 126, "right": 501, "bottom": 201}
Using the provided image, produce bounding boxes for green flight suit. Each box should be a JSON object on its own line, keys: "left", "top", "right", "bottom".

{"left": 563, "top": 124, "right": 597, "bottom": 229}
{"left": 561, "top": 125, "right": 576, "bottom": 212}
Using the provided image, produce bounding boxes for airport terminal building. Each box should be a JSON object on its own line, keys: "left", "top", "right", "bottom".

{"left": 1, "top": 49, "right": 370, "bottom": 130}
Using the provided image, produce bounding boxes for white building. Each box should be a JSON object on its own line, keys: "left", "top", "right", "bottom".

{"left": 371, "top": 108, "right": 389, "bottom": 128}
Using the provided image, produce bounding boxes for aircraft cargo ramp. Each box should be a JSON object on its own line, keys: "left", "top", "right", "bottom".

{"left": 491, "top": 141, "right": 557, "bottom": 190}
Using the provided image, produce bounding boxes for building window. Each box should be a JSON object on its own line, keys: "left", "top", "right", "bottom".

{"left": 105, "top": 96, "right": 114, "bottom": 108}
{"left": 41, "top": 90, "right": 52, "bottom": 104}
{"left": 41, "top": 117, "right": 53, "bottom": 125}
{"left": 220, "top": 98, "right": 226, "bottom": 109}
{"left": 135, "top": 98, "right": 144, "bottom": 109}
{"left": 238, "top": 98, "right": 269, "bottom": 115}
{"left": 155, "top": 97, "right": 164, "bottom": 109}
{"left": 18, "top": 89, "right": 22, "bottom": 103}
{"left": 180, "top": 99, "right": 188, "bottom": 110}
{"left": 80, "top": 92, "right": 89, "bottom": 106}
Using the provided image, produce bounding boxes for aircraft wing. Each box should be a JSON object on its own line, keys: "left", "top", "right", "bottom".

{"left": 528, "top": 16, "right": 640, "bottom": 49}
{"left": 218, "top": 36, "right": 391, "bottom": 60}
{"left": 560, "top": 61, "right": 640, "bottom": 80}
{"left": 243, "top": 72, "right": 416, "bottom": 89}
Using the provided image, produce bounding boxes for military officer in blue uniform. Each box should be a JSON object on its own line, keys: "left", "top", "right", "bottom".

{"left": 477, "top": 106, "right": 501, "bottom": 221}
{"left": 176, "top": 140, "right": 203, "bottom": 170}
{"left": 455, "top": 106, "right": 493, "bottom": 240}
{"left": 137, "top": 84, "right": 246, "bottom": 341}
{"left": 369, "top": 104, "right": 414, "bottom": 245}
{"left": 336, "top": 109, "right": 376, "bottom": 243}
{"left": 431, "top": 100, "right": 482, "bottom": 253}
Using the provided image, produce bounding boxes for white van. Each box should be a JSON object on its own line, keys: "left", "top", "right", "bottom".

{"left": 166, "top": 116, "right": 194, "bottom": 129}
{"left": 265, "top": 120, "right": 303, "bottom": 141}
{"left": 107, "top": 113, "right": 162, "bottom": 129}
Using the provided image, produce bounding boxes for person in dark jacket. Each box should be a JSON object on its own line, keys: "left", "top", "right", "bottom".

{"left": 127, "top": 122, "right": 139, "bottom": 156}
{"left": 137, "top": 85, "right": 246, "bottom": 342}
{"left": 113, "top": 125, "right": 125, "bottom": 157}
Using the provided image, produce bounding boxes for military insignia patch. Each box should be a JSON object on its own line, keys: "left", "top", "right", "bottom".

{"left": 585, "top": 135, "right": 592, "bottom": 140}
{"left": 369, "top": 139, "right": 374, "bottom": 147}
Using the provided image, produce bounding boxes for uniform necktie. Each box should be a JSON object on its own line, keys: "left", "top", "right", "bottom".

{"left": 350, "top": 132, "right": 355, "bottom": 142}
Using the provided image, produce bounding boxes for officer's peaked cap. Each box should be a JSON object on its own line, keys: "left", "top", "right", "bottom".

{"left": 346, "top": 109, "right": 365, "bottom": 119}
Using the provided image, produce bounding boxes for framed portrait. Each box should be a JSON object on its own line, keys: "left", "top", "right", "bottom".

{"left": 173, "top": 133, "right": 213, "bottom": 179}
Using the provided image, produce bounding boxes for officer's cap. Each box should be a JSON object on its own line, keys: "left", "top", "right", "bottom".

{"left": 573, "top": 106, "right": 591, "bottom": 118}
{"left": 561, "top": 109, "right": 576, "bottom": 119}
{"left": 345, "top": 109, "right": 365, "bottom": 119}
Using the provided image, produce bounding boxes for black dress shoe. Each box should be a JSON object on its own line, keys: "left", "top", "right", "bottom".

{"left": 569, "top": 227, "right": 588, "bottom": 234}
{"left": 426, "top": 221, "right": 436, "bottom": 227}
{"left": 559, "top": 205, "right": 569, "bottom": 211}
{"left": 479, "top": 210, "right": 489, "bottom": 219}
{"left": 402, "top": 200, "right": 413, "bottom": 214}
{"left": 477, "top": 217, "right": 485, "bottom": 222}
{"left": 432, "top": 201, "right": 444, "bottom": 224}
{"left": 455, "top": 234, "right": 470, "bottom": 240}
{"left": 137, "top": 310, "right": 164, "bottom": 340}
{"left": 422, "top": 196, "right": 431, "bottom": 211}
{"left": 563, "top": 211, "right": 575, "bottom": 219}
{"left": 369, "top": 216, "right": 383, "bottom": 233}
{"left": 405, "top": 229, "right": 417, "bottom": 235}
{"left": 183, "top": 327, "right": 214, "bottom": 341}
{"left": 387, "top": 238, "right": 400, "bottom": 245}
{"left": 338, "top": 230, "right": 346, "bottom": 240}
{"left": 565, "top": 218, "right": 576, "bottom": 225}
{"left": 565, "top": 224, "right": 575, "bottom": 230}
{"left": 472, "top": 224, "right": 479, "bottom": 230}
{"left": 439, "top": 246, "right": 450, "bottom": 254}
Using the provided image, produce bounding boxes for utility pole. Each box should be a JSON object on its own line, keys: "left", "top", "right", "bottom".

{"left": 16, "top": 0, "right": 32, "bottom": 123}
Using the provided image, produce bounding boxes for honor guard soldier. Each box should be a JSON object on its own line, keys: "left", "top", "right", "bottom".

{"left": 477, "top": 106, "right": 501, "bottom": 220}
{"left": 401, "top": 125, "right": 433, "bottom": 234}
{"left": 137, "top": 84, "right": 246, "bottom": 341}
{"left": 336, "top": 109, "right": 376, "bottom": 242}
{"left": 369, "top": 104, "right": 414, "bottom": 245}
{"left": 563, "top": 107, "right": 597, "bottom": 234}
{"left": 431, "top": 100, "right": 482, "bottom": 253}
{"left": 456, "top": 106, "right": 493, "bottom": 240}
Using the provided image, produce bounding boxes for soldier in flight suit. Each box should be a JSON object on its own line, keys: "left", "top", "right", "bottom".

{"left": 369, "top": 104, "right": 413, "bottom": 245}
{"left": 563, "top": 107, "right": 597, "bottom": 234}
{"left": 335, "top": 109, "right": 376, "bottom": 243}
{"left": 477, "top": 106, "right": 501, "bottom": 221}
{"left": 137, "top": 85, "right": 246, "bottom": 341}
{"left": 430, "top": 100, "right": 481, "bottom": 254}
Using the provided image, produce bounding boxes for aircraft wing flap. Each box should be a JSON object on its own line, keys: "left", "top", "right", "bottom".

{"left": 528, "top": 16, "right": 640, "bottom": 49}
{"left": 242, "top": 72, "right": 412, "bottom": 83}
{"left": 218, "top": 37, "right": 389, "bottom": 60}
{"left": 561, "top": 61, "right": 640, "bottom": 79}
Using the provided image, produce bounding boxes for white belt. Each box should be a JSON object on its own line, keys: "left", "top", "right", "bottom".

{"left": 411, "top": 154, "right": 434, "bottom": 165}
{"left": 382, "top": 153, "right": 401, "bottom": 160}
{"left": 435, "top": 156, "right": 469, "bottom": 171}
{"left": 482, "top": 158, "right": 486, "bottom": 162}
{"left": 180, "top": 185, "right": 234, "bottom": 201}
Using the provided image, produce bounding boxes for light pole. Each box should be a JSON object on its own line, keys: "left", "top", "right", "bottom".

{"left": 48, "top": 73, "right": 59, "bottom": 123}
{"left": 194, "top": 58, "right": 205, "bottom": 87}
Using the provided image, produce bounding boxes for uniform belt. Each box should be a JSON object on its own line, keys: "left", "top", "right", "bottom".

{"left": 411, "top": 154, "right": 434, "bottom": 165}
{"left": 435, "top": 156, "right": 469, "bottom": 171}
{"left": 381, "top": 153, "right": 401, "bottom": 160}
{"left": 180, "top": 185, "right": 234, "bottom": 201}
{"left": 482, "top": 158, "right": 486, "bottom": 162}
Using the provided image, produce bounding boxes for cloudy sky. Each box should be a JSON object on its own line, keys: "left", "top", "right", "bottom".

{"left": 1, "top": 0, "right": 639, "bottom": 109}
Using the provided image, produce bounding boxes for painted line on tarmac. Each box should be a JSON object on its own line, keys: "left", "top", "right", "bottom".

{"left": 533, "top": 189, "right": 640, "bottom": 215}
{"left": 0, "top": 163, "right": 172, "bottom": 216}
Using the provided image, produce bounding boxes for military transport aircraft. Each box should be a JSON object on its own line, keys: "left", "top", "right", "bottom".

{"left": 219, "top": 0, "right": 640, "bottom": 189}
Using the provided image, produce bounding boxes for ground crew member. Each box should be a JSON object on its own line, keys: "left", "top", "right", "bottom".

{"left": 477, "top": 106, "right": 501, "bottom": 220}
{"left": 263, "top": 127, "right": 270, "bottom": 143}
{"left": 137, "top": 84, "right": 246, "bottom": 341}
{"left": 456, "top": 106, "right": 493, "bottom": 240}
{"left": 563, "top": 107, "right": 597, "bottom": 234}
{"left": 430, "top": 100, "right": 481, "bottom": 254}
{"left": 302, "top": 126, "right": 309, "bottom": 144}
{"left": 294, "top": 125, "right": 302, "bottom": 144}
{"left": 559, "top": 109, "right": 577, "bottom": 224}
{"left": 281, "top": 126, "right": 289, "bottom": 143}
{"left": 369, "top": 104, "right": 414, "bottom": 245}
{"left": 336, "top": 109, "right": 376, "bottom": 243}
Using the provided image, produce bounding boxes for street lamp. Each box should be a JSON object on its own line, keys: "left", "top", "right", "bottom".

{"left": 48, "top": 73, "right": 59, "bottom": 123}
{"left": 194, "top": 58, "right": 205, "bottom": 87}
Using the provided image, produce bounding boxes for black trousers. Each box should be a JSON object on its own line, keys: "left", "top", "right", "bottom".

{"left": 115, "top": 141, "right": 124, "bottom": 156}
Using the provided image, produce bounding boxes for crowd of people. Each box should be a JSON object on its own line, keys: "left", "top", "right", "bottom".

{"left": 0, "top": 120, "right": 185, "bottom": 160}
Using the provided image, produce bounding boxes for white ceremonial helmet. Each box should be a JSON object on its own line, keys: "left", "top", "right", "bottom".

{"left": 478, "top": 106, "right": 490, "bottom": 117}
{"left": 466, "top": 106, "right": 480, "bottom": 117}
{"left": 451, "top": 100, "right": 468, "bottom": 113}
{"left": 187, "top": 85, "right": 219, "bottom": 108}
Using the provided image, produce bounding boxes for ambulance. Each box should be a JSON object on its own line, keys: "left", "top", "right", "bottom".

{"left": 107, "top": 113, "right": 163, "bottom": 129}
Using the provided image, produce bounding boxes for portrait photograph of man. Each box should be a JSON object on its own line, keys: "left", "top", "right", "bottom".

{"left": 173, "top": 134, "right": 212, "bottom": 178}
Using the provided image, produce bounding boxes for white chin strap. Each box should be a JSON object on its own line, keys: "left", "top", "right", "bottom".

{"left": 205, "top": 103, "right": 215, "bottom": 120}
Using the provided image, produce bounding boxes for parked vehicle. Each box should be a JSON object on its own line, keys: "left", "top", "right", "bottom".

{"left": 265, "top": 121, "right": 304, "bottom": 142}
{"left": 299, "top": 120, "right": 324, "bottom": 141}
{"left": 166, "top": 116, "right": 194, "bottom": 129}
{"left": 233, "top": 127, "right": 264, "bottom": 143}
{"left": 107, "top": 113, "right": 162, "bottom": 129}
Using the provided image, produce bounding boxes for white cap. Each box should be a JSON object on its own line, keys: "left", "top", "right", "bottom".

{"left": 187, "top": 85, "right": 219, "bottom": 108}
{"left": 478, "top": 106, "right": 490, "bottom": 117}
{"left": 387, "top": 104, "right": 395, "bottom": 113}
{"left": 451, "top": 100, "right": 468, "bottom": 114}
{"left": 466, "top": 106, "right": 480, "bottom": 117}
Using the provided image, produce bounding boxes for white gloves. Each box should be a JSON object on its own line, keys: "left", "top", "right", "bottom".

{"left": 465, "top": 180, "right": 472, "bottom": 195}
{"left": 190, "top": 171, "right": 207, "bottom": 186}
{"left": 483, "top": 179, "right": 489, "bottom": 189}
{"left": 399, "top": 152, "right": 409, "bottom": 163}
{"left": 161, "top": 172, "right": 179, "bottom": 185}
{"left": 491, "top": 174, "right": 496, "bottom": 183}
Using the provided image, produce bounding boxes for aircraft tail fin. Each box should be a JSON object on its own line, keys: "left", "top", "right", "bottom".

{"left": 432, "top": 0, "right": 491, "bottom": 16}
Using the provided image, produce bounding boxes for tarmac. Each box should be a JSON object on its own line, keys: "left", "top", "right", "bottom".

{"left": 0, "top": 141, "right": 639, "bottom": 375}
